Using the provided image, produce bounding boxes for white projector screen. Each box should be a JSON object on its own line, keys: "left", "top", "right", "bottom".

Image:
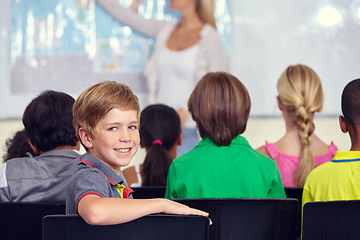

{"left": 231, "top": 0, "right": 360, "bottom": 116}
{"left": 0, "top": 0, "right": 359, "bottom": 118}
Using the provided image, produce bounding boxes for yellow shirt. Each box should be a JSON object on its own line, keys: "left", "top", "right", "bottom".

{"left": 302, "top": 151, "right": 360, "bottom": 208}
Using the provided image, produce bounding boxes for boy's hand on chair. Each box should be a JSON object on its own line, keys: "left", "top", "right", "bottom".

{"left": 160, "top": 199, "right": 212, "bottom": 225}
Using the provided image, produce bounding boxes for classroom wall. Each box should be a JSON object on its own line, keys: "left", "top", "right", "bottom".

{"left": 0, "top": 0, "right": 354, "bottom": 167}
{"left": 0, "top": 116, "right": 350, "bottom": 169}
{"left": 2, "top": 1, "right": 359, "bottom": 118}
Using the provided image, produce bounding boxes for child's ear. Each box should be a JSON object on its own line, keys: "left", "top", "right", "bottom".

{"left": 78, "top": 127, "right": 93, "bottom": 149}
{"left": 276, "top": 96, "right": 284, "bottom": 111}
{"left": 339, "top": 115, "right": 348, "bottom": 133}
{"left": 177, "top": 133, "right": 182, "bottom": 146}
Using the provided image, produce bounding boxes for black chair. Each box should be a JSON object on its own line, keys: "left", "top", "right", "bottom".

{"left": 302, "top": 200, "right": 360, "bottom": 240}
{"left": 176, "top": 198, "right": 299, "bottom": 240}
{"left": 284, "top": 187, "right": 303, "bottom": 239}
{"left": 284, "top": 187, "right": 303, "bottom": 203}
{"left": 0, "top": 202, "right": 65, "bottom": 240}
{"left": 131, "top": 186, "right": 166, "bottom": 199}
{"left": 43, "top": 214, "right": 210, "bottom": 240}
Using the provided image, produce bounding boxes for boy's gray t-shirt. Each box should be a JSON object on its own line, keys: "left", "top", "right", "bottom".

{"left": 66, "top": 153, "right": 132, "bottom": 214}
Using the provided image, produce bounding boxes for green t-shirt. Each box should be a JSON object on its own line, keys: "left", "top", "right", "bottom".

{"left": 165, "top": 136, "right": 286, "bottom": 199}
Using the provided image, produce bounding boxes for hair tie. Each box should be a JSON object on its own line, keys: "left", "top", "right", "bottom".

{"left": 152, "top": 139, "right": 163, "bottom": 146}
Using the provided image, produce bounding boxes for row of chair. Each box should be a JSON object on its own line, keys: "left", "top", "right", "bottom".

{"left": 0, "top": 188, "right": 358, "bottom": 240}
{"left": 0, "top": 199, "right": 298, "bottom": 240}
{"left": 43, "top": 214, "right": 210, "bottom": 240}
{"left": 131, "top": 186, "right": 304, "bottom": 239}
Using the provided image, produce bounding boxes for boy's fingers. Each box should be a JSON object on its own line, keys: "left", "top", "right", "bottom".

{"left": 191, "top": 208, "right": 212, "bottom": 225}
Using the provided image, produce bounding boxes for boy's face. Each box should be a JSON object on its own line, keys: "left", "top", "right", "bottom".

{"left": 86, "top": 108, "right": 139, "bottom": 174}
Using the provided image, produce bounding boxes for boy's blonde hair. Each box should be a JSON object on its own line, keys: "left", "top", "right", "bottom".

{"left": 73, "top": 81, "right": 140, "bottom": 150}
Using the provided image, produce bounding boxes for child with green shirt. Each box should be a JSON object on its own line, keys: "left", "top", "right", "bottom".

{"left": 165, "top": 72, "right": 286, "bottom": 199}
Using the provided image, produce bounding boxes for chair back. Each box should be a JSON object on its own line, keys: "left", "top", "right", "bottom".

{"left": 0, "top": 202, "right": 65, "bottom": 240}
{"left": 284, "top": 187, "right": 303, "bottom": 239}
{"left": 284, "top": 187, "right": 303, "bottom": 202}
{"left": 176, "top": 198, "right": 299, "bottom": 240}
{"left": 302, "top": 200, "right": 360, "bottom": 240}
{"left": 131, "top": 186, "right": 166, "bottom": 199}
{"left": 43, "top": 214, "right": 209, "bottom": 240}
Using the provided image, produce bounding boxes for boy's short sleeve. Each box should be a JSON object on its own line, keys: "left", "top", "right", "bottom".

{"left": 268, "top": 166, "right": 286, "bottom": 198}
{"left": 302, "top": 177, "right": 314, "bottom": 208}
{"left": 75, "top": 169, "right": 109, "bottom": 198}
{"left": 165, "top": 163, "right": 177, "bottom": 199}
{"left": 67, "top": 168, "right": 110, "bottom": 214}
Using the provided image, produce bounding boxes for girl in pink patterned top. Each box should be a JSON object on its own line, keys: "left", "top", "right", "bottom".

{"left": 262, "top": 141, "right": 337, "bottom": 187}
{"left": 257, "top": 64, "right": 338, "bottom": 187}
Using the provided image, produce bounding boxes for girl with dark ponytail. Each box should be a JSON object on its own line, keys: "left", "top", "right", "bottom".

{"left": 122, "top": 104, "right": 181, "bottom": 186}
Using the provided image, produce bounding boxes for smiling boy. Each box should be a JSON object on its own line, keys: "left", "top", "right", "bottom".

{"left": 82, "top": 107, "right": 140, "bottom": 174}
{"left": 66, "top": 81, "right": 208, "bottom": 225}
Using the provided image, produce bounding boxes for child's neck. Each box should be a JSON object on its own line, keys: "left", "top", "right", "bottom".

{"left": 350, "top": 146, "right": 360, "bottom": 151}
{"left": 348, "top": 128, "right": 360, "bottom": 151}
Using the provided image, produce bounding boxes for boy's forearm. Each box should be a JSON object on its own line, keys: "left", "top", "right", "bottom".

{"left": 78, "top": 197, "right": 208, "bottom": 225}
{"left": 78, "top": 197, "right": 166, "bottom": 225}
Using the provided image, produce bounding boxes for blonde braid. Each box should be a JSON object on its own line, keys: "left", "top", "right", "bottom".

{"left": 277, "top": 64, "right": 324, "bottom": 187}
{"left": 292, "top": 106, "right": 315, "bottom": 187}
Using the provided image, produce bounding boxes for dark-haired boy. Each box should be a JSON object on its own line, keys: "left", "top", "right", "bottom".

{"left": 0, "top": 90, "right": 81, "bottom": 202}
{"left": 302, "top": 78, "right": 360, "bottom": 206}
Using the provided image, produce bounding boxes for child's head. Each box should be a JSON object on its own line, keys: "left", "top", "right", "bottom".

{"left": 73, "top": 81, "right": 140, "bottom": 150}
{"left": 277, "top": 64, "right": 324, "bottom": 187}
{"left": 140, "top": 104, "right": 181, "bottom": 152}
{"left": 188, "top": 71, "right": 251, "bottom": 146}
{"left": 140, "top": 104, "right": 181, "bottom": 186}
{"left": 341, "top": 78, "right": 360, "bottom": 129}
{"left": 22, "top": 90, "right": 78, "bottom": 153}
{"left": 73, "top": 81, "right": 140, "bottom": 172}
{"left": 277, "top": 64, "right": 323, "bottom": 140}
{"left": 3, "top": 129, "right": 38, "bottom": 162}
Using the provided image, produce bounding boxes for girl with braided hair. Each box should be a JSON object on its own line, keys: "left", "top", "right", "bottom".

{"left": 257, "top": 64, "right": 337, "bottom": 187}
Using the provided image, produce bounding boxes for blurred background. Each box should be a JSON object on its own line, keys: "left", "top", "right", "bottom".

{"left": 1, "top": 0, "right": 358, "bottom": 166}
